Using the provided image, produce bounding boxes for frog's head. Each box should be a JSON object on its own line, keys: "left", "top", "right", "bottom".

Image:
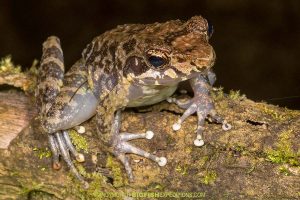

{"left": 123, "top": 16, "right": 215, "bottom": 85}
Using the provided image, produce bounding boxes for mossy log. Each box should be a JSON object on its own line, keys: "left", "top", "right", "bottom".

{"left": 0, "top": 88, "right": 299, "bottom": 200}
{"left": 0, "top": 57, "right": 299, "bottom": 199}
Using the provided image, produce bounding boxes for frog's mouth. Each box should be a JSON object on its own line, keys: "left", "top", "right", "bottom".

{"left": 135, "top": 68, "right": 206, "bottom": 86}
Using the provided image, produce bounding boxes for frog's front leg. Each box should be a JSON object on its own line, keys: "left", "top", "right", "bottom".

{"left": 169, "top": 73, "right": 231, "bottom": 146}
{"left": 111, "top": 110, "right": 167, "bottom": 181}
{"left": 97, "top": 106, "right": 167, "bottom": 181}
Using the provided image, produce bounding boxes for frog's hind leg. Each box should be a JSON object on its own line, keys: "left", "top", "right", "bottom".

{"left": 36, "top": 36, "right": 65, "bottom": 114}
{"left": 111, "top": 110, "right": 167, "bottom": 181}
{"left": 37, "top": 36, "right": 88, "bottom": 187}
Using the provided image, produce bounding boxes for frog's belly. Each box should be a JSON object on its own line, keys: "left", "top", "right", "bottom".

{"left": 127, "top": 85, "right": 178, "bottom": 107}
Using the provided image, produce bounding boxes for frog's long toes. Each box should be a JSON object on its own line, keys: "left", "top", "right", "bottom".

{"left": 116, "top": 139, "right": 167, "bottom": 167}
{"left": 48, "top": 135, "right": 61, "bottom": 169}
{"left": 113, "top": 130, "right": 167, "bottom": 180}
{"left": 115, "top": 152, "right": 134, "bottom": 182}
{"left": 172, "top": 103, "right": 197, "bottom": 132}
{"left": 62, "top": 131, "right": 85, "bottom": 162}
{"left": 119, "top": 130, "right": 154, "bottom": 141}
{"left": 53, "top": 132, "right": 86, "bottom": 185}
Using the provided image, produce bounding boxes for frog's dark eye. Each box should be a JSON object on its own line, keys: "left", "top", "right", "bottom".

{"left": 207, "top": 21, "right": 214, "bottom": 38}
{"left": 148, "top": 56, "right": 166, "bottom": 68}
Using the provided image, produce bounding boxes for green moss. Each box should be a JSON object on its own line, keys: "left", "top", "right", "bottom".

{"left": 201, "top": 170, "right": 217, "bottom": 185}
{"left": 67, "top": 164, "right": 122, "bottom": 199}
{"left": 265, "top": 129, "right": 299, "bottom": 167}
{"left": 279, "top": 166, "right": 291, "bottom": 176}
{"left": 69, "top": 130, "right": 89, "bottom": 153}
{"left": 146, "top": 182, "right": 166, "bottom": 191}
{"left": 211, "top": 87, "right": 224, "bottom": 101}
{"left": 175, "top": 164, "right": 188, "bottom": 175}
{"left": 232, "top": 144, "right": 251, "bottom": 156}
{"left": 106, "top": 155, "right": 126, "bottom": 187}
{"left": 0, "top": 55, "right": 21, "bottom": 74}
{"left": 262, "top": 106, "right": 286, "bottom": 121}
{"left": 246, "top": 165, "right": 256, "bottom": 174}
{"left": 28, "top": 59, "right": 39, "bottom": 75}
{"left": 19, "top": 181, "right": 43, "bottom": 196}
{"left": 0, "top": 55, "right": 38, "bottom": 92}
{"left": 229, "top": 90, "right": 245, "bottom": 100}
{"left": 33, "top": 147, "right": 52, "bottom": 159}
{"left": 197, "top": 156, "right": 209, "bottom": 168}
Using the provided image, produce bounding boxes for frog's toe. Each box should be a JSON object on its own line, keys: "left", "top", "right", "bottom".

{"left": 167, "top": 97, "right": 192, "bottom": 109}
{"left": 115, "top": 152, "right": 134, "bottom": 182}
{"left": 171, "top": 96, "right": 231, "bottom": 147}
{"left": 222, "top": 122, "right": 232, "bottom": 131}
{"left": 115, "top": 131, "right": 167, "bottom": 166}
{"left": 48, "top": 135, "right": 61, "bottom": 169}
{"left": 113, "top": 131, "right": 167, "bottom": 181}
{"left": 172, "top": 103, "right": 198, "bottom": 131}
{"left": 48, "top": 132, "right": 88, "bottom": 187}
{"left": 62, "top": 131, "right": 85, "bottom": 162}
{"left": 208, "top": 109, "right": 232, "bottom": 131}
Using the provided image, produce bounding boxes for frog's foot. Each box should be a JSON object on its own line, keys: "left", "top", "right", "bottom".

{"left": 168, "top": 96, "right": 231, "bottom": 147}
{"left": 113, "top": 131, "right": 167, "bottom": 181}
{"left": 111, "top": 110, "right": 167, "bottom": 181}
{"left": 48, "top": 131, "right": 88, "bottom": 188}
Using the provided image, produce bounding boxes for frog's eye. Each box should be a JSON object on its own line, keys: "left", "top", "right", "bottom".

{"left": 146, "top": 50, "right": 169, "bottom": 69}
{"left": 148, "top": 56, "right": 167, "bottom": 68}
{"left": 207, "top": 21, "right": 214, "bottom": 38}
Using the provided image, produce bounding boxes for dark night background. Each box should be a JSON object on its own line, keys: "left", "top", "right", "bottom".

{"left": 0, "top": 0, "right": 299, "bottom": 109}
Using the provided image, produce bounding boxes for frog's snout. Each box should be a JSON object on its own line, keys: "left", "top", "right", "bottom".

{"left": 193, "top": 48, "right": 215, "bottom": 71}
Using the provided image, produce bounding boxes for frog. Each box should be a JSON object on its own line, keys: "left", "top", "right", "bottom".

{"left": 35, "top": 16, "right": 231, "bottom": 187}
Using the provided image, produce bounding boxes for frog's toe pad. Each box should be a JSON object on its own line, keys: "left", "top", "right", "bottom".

{"left": 167, "top": 97, "right": 176, "bottom": 103}
{"left": 75, "top": 153, "right": 85, "bottom": 162}
{"left": 194, "top": 139, "right": 205, "bottom": 147}
{"left": 75, "top": 125, "right": 86, "bottom": 134}
{"left": 52, "top": 162, "right": 62, "bottom": 170}
{"left": 145, "top": 131, "right": 154, "bottom": 139}
{"left": 172, "top": 123, "right": 181, "bottom": 131}
{"left": 157, "top": 157, "right": 167, "bottom": 166}
{"left": 222, "top": 122, "right": 232, "bottom": 131}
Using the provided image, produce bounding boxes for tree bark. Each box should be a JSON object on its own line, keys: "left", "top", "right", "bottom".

{"left": 0, "top": 89, "right": 299, "bottom": 200}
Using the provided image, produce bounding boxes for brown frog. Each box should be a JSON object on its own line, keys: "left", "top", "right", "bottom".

{"left": 36, "top": 16, "right": 231, "bottom": 187}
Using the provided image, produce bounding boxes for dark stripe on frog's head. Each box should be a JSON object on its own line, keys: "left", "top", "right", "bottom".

{"left": 109, "top": 41, "right": 118, "bottom": 62}
{"left": 123, "top": 56, "right": 149, "bottom": 77}
{"left": 122, "top": 38, "right": 137, "bottom": 55}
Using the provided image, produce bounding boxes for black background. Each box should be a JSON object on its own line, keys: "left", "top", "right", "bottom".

{"left": 0, "top": 0, "right": 299, "bottom": 109}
